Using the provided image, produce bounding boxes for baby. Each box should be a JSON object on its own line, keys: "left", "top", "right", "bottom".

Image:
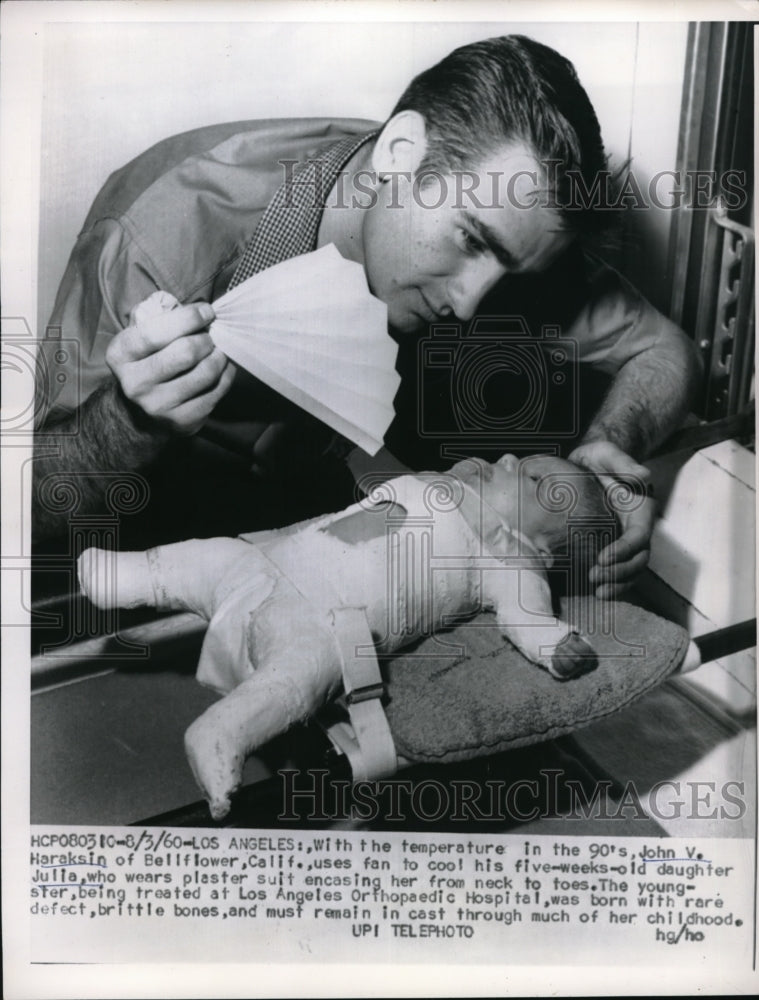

{"left": 79, "top": 453, "right": 615, "bottom": 818}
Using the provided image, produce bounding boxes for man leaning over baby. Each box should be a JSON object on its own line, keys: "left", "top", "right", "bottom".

{"left": 33, "top": 35, "right": 700, "bottom": 598}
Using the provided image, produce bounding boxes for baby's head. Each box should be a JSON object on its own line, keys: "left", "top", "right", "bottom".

{"left": 458, "top": 453, "right": 617, "bottom": 577}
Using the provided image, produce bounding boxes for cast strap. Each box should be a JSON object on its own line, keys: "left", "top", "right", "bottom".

{"left": 326, "top": 606, "right": 398, "bottom": 782}
{"left": 247, "top": 534, "right": 399, "bottom": 780}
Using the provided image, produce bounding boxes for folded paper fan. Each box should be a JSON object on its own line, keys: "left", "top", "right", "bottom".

{"left": 209, "top": 244, "right": 399, "bottom": 455}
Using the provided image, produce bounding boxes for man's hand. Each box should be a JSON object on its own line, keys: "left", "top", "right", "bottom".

{"left": 568, "top": 440, "right": 656, "bottom": 600}
{"left": 105, "top": 291, "right": 235, "bottom": 435}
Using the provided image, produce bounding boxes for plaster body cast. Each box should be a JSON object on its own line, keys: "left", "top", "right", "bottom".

{"left": 79, "top": 455, "right": 598, "bottom": 819}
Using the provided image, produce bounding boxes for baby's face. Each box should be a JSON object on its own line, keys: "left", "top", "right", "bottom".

{"left": 467, "top": 454, "right": 585, "bottom": 541}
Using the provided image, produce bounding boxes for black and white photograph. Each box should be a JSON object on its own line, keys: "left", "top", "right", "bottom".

{"left": 2, "top": 0, "right": 757, "bottom": 994}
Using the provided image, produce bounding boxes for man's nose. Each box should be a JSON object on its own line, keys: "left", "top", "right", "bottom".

{"left": 446, "top": 259, "right": 506, "bottom": 321}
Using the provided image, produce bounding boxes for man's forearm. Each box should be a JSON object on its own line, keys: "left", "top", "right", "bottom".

{"left": 33, "top": 378, "right": 168, "bottom": 540}
{"left": 581, "top": 329, "right": 702, "bottom": 461}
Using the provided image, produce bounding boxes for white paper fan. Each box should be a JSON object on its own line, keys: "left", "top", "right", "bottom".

{"left": 209, "top": 244, "right": 399, "bottom": 455}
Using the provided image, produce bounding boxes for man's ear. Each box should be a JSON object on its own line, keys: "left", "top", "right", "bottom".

{"left": 372, "top": 110, "right": 428, "bottom": 177}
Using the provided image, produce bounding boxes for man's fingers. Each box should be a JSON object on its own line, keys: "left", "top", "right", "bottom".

{"left": 590, "top": 547, "right": 649, "bottom": 587}
{"left": 148, "top": 334, "right": 219, "bottom": 389}
{"left": 150, "top": 332, "right": 217, "bottom": 383}
{"left": 120, "top": 333, "right": 216, "bottom": 397}
{"left": 134, "top": 301, "right": 215, "bottom": 355}
{"left": 164, "top": 359, "right": 235, "bottom": 431}
{"left": 595, "top": 581, "right": 634, "bottom": 600}
{"left": 105, "top": 296, "right": 229, "bottom": 435}
{"left": 595, "top": 458, "right": 650, "bottom": 483}
{"left": 596, "top": 522, "right": 651, "bottom": 567}
{"left": 128, "top": 290, "right": 180, "bottom": 326}
{"left": 169, "top": 352, "right": 234, "bottom": 411}
{"left": 594, "top": 473, "right": 652, "bottom": 507}
{"left": 136, "top": 349, "right": 230, "bottom": 416}
{"left": 112, "top": 301, "right": 215, "bottom": 363}
{"left": 569, "top": 441, "right": 651, "bottom": 484}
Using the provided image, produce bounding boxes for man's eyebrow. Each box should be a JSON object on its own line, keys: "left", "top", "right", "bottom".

{"left": 463, "top": 213, "right": 520, "bottom": 269}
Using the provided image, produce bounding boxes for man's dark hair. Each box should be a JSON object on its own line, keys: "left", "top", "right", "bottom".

{"left": 391, "top": 34, "right": 613, "bottom": 240}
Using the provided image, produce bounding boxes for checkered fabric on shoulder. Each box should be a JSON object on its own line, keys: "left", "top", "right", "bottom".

{"left": 229, "top": 129, "right": 378, "bottom": 288}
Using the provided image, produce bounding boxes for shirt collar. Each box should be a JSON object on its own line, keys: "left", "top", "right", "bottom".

{"left": 229, "top": 129, "right": 379, "bottom": 288}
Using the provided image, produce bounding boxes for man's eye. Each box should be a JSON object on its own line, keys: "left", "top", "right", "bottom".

{"left": 458, "top": 229, "right": 484, "bottom": 255}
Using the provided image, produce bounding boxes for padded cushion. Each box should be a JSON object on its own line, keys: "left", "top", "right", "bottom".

{"left": 384, "top": 597, "right": 689, "bottom": 764}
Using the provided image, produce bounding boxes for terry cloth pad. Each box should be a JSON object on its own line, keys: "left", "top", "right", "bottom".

{"left": 383, "top": 596, "right": 689, "bottom": 765}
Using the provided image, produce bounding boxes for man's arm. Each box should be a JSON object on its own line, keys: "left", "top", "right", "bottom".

{"left": 33, "top": 295, "right": 234, "bottom": 541}
{"left": 577, "top": 319, "right": 701, "bottom": 460}
{"left": 33, "top": 128, "right": 253, "bottom": 542}
{"left": 570, "top": 317, "right": 702, "bottom": 597}
{"left": 33, "top": 379, "right": 167, "bottom": 540}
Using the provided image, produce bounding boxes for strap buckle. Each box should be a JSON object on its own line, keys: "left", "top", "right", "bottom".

{"left": 345, "top": 682, "right": 385, "bottom": 706}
